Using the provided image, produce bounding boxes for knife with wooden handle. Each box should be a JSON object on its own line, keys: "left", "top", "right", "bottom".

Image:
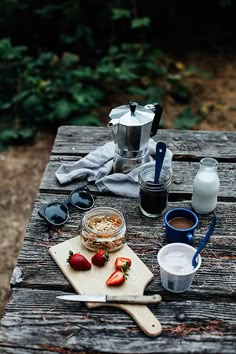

{"left": 57, "top": 294, "right": 162, "bottom": 304}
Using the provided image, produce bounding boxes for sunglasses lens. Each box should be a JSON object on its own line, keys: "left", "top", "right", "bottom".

{"left": 44, "top": 202, "right": 68, "bottom": 225}
{"left": 70, "top": 189, "right": 94, "bottom": 210}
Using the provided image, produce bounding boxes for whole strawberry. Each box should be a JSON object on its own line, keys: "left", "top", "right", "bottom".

{"left": 91, "top": 250, "right": 109, "bottom": 267}
{"left": 67, "top": 251, "right": 91, "bottom": 270}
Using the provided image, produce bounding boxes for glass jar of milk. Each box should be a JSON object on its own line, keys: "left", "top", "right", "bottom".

{"left": 191, "top": 158, "right": 219, "bottom": 214}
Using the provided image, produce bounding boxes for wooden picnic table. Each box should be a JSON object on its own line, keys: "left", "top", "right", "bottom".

{"left": 0, "top": 126, "right": 235, "bottom": 354}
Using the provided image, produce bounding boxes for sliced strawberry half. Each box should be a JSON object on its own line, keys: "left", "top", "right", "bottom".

{"left": 115, "top": 257, "right": 132, "bottom": 271}
{"left": 106, "top": 269, "right": 125, "bottom": 286}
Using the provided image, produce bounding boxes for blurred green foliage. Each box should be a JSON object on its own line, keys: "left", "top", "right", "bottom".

{"left": 0, "top": 0, "right": 234, "bottom": 148}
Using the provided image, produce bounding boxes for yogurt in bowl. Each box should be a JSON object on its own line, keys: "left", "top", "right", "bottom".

{"left": 157, "top": 243, "right": 201, "bottom": 293}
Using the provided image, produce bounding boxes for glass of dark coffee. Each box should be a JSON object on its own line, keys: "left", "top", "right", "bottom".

{"left": 138, "top": 164, "right": 171, "bottom": 218}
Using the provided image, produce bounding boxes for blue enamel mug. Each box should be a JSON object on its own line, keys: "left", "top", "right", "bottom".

{"left": 164, "top": 208, "right": 198, "bottom": 245}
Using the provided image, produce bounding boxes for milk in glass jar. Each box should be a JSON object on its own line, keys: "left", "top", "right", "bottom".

{"left": 191, "top": 158, "right": 219, "bottom": 214}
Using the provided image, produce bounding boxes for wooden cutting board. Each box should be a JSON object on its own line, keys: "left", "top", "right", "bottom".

{"left": 49, "top": 236, "right": 162, "bottom": 336}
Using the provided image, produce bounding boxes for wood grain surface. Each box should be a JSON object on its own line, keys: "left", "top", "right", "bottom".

{"left": 0, "top": 126, "right": 235, "bottom": 354}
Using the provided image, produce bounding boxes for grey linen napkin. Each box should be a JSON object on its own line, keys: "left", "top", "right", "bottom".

{"left": 55, "top": 139, "right": 173, "bottom": 198}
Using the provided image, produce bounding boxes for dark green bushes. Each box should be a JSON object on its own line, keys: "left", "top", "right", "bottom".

{"left": 0, "top": 1, "right": 234, "bottom": 148}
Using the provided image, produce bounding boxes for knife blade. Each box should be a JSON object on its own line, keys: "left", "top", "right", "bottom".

{"left": 56, "top": 294, "right": 162, "bottom": 304}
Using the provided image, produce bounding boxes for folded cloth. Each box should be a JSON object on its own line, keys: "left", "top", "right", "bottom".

{"left": 55, "top": 141, "right": 115, "bottom": 184}
{"left": 55, "top": 139, "right": 173, "bottom": 198}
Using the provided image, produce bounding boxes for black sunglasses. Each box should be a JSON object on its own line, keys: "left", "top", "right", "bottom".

{"left": 38, "top": 186, "right": 95, "bottom": 227}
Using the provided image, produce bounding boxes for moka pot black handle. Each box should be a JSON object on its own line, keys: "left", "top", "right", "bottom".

{"left": 150, "top": 103, "right": 163, "bottom": 137}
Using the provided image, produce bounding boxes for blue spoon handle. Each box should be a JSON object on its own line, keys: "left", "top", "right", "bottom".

{"left": 154, "top": 142, "right": 167, "bottom": 184}
{"left": 192, "top": 212, "right": 217, "bottom": 268}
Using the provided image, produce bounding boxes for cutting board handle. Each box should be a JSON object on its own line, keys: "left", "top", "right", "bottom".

{"left": 120, "top": 304, "right": 162, "bottom": 337}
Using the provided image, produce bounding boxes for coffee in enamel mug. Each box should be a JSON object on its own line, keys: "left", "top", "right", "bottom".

{"left": 164, "top": 208, "right": 198, "bottom": 245}
{"left": 169, "top": 217, "right": 194, "bottom": 229}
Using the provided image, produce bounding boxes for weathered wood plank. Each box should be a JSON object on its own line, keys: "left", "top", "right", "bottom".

{"left": 0, "top": 348, "right": 55, "bottom": 354}
{"left": 9, "top": 196, "right": 236, "bottom": 298}
{"left": 39, "top": 158, "right": 236, "bottom": 200}
{"left": 33, "top": 194, "right": 236, "bottom": 240}
{"left": 51, "top": 126, "right": 236, "bottom": 161}
{"left": 2, "top": 127, "right": 235, "bottom": 354}
{"left": 0, "top": 288, "right": 235, "bottom": 354}
{"left": 12, "top": 242, "right": 236, "bottom": 298}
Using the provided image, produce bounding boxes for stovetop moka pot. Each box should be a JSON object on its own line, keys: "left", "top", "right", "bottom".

{"left": 108, "top": 101, "right": 163, "bottom": 173}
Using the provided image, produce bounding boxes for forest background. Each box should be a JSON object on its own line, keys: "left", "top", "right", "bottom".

{"left": 0, "top": 0, "right": 235, "bottom": 315}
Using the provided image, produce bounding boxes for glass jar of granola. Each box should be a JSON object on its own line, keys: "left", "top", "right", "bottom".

{"left": 80, "top": 207, "right": 126, "bottom": 252}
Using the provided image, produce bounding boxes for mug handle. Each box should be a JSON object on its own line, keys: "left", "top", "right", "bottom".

{"left": 186, "top": 232, "right": 194, "bottom": 245}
